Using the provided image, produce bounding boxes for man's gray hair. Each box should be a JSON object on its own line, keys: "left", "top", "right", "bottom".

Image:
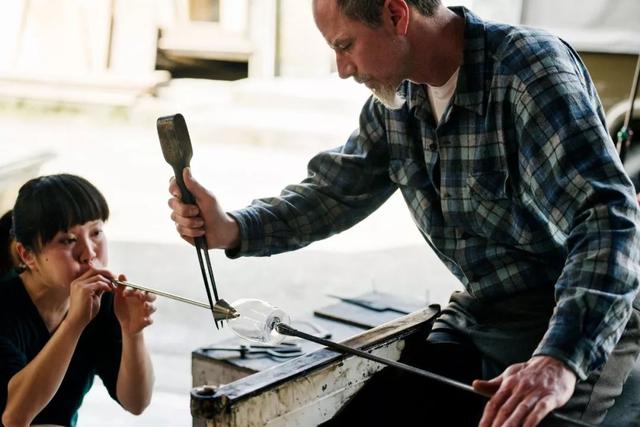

{"left": 336, "top": 0, "right": 441, "bottom": 27}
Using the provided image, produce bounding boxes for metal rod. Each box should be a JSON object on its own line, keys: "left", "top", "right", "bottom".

{"left": 276, "top": 323, "right": 594, "bottom": 427}
{"left": 623, "top": 54, "right": 640, "bottom": 129}
{"left": 618, "top": 54, "right": 640, "bottom": 162}
{"left": 112, "top": 279, "right": 211, "bottom": 310}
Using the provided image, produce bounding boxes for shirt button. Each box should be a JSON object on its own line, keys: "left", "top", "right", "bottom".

{"left": 428, "top": 142, "right": 438, "bottom": 151}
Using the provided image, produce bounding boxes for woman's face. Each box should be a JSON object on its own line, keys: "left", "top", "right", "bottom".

{"left": 25, "top": 220, "right": 108, "bottom": 290}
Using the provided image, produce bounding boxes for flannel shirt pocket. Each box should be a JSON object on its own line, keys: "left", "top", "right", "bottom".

{"left": 467, "top": 170, "right": 509, "bottom": 200}
{"left": 467, "top": 170, "right": 519, "bottom": 243}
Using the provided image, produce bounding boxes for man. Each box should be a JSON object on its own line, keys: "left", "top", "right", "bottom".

{"left": 168, "top": 0, "right": 640, "bottom": 425}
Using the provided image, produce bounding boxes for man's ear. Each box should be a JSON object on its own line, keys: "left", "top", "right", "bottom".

{"left": 386, "top": 0, "right": 410, "bottom": 35}
{"left": 15, "top": 242, "right": 36, "bottom": 272}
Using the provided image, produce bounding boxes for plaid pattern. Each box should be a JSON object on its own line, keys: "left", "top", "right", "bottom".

{"left": 228, "top": 8, "right": 640, "bottom": 379}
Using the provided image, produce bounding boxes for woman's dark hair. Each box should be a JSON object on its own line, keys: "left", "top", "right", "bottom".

{"left": 2, "top": 174, "right": 109, "bottom": 267}
{"left": 0, "top": 210, "right": 17, "bottom": 278}
{"left": 336, "top": 0, "right": 441, "bottom": 27}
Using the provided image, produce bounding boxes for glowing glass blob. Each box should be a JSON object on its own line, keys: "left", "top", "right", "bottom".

{"left": 228, "top": 298, "right": 290, "bottom": 345}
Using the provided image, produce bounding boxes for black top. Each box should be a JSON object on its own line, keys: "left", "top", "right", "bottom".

{"left": 0, "top": 275, "right": 122, "bottom": 426}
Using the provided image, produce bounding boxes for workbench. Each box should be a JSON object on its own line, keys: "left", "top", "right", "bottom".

{"left": 191, "top": 291, "right": 426, "bottom": 388}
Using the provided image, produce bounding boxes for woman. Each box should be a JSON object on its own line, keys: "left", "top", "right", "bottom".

{"left": 0, "top": 174, "right": 155, "bottom": 427}
{"left": 0, "top": 210, "right": 19, "bottom": 282}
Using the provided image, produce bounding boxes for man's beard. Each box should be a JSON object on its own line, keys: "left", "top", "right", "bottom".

{"left": 370, "top": 84, "right": 405, "bottom": 110}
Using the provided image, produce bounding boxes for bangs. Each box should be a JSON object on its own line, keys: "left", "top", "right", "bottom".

{"left": 15, "top": 174, "right": 109, "bottom": 249}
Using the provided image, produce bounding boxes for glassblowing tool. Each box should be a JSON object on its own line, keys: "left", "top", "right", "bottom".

{"left": 112, "top": 279, "right": 239, "bottom": 322}
{"left": 157, "top": 113, "right": 224, "bottom": 328}
{"left": 274, "top": 323, "right": 594, "bottom": 427}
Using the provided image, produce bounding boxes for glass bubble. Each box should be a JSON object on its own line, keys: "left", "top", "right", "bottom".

{"left": 227, "top": 298, "right": 290, "bottom": 345}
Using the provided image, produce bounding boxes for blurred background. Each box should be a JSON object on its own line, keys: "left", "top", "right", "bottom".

{"left": 0, "top": 0, "right": 638, "bottom": 425}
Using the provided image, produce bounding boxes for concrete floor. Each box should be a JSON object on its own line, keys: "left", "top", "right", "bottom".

{"left": 0, "top": 76, "right": 462, "bottom": 426}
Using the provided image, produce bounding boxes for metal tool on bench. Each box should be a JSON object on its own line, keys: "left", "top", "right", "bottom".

{"left": 326, "top": 294, "right": 411, "bottom": 314}
{"left": 201, "top": 342, "right": 304, "bottom": 360}
{"left": 112, "top": 279, "right": 239, "bottom": 322}
{"left": 157, "top": 113, "right": 226, "bottom": 329}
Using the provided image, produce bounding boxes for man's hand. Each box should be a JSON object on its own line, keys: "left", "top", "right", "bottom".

{"left": 473, "top": 355, "right": 577, "bottom": 427}
{"left": 168, "top": 167, "right": 240, "bottom": 250}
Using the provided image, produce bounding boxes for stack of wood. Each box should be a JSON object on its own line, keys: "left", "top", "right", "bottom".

{"left": 0, "top": 0, "right": 170, "bottom": 107}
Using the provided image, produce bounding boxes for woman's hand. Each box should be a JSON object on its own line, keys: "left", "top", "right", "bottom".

{"left": 113, "top": 274, "right": 157, "bottom": 336}
{"left": 67, "top": 268, "right": 114, "bottom": 329}
{"left": 113, "top": 274, "right": 156, "bottom": 414}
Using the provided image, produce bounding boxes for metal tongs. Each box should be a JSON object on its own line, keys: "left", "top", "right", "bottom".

{"left": 157, "top": 113, "right": 227, "bottom": 329}
{"left": 112, "top": 279, "right": 239, "bottom": 322}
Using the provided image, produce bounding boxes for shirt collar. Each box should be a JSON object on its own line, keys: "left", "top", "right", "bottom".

{"left": 404, "top": 7, "right": 488, "bottom": 117}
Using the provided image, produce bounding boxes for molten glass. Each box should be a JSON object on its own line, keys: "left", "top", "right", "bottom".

{"left": 228, "top": 298, "right": 290, "bottom": 345}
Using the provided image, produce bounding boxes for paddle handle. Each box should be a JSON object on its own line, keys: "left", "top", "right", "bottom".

{"left": 172, "top": 164, "right": 210, "bottom": 251}
{"left": 173, "top": 165, "right": 196, "bottom": 206}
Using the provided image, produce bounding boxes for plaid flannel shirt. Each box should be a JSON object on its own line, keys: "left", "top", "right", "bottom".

{"left": 228, "top": 8, "right": 640, "bottom": 379}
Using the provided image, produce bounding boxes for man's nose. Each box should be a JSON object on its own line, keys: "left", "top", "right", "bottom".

{"left": 336, "top": 53, "right": 355, "bottom": 79}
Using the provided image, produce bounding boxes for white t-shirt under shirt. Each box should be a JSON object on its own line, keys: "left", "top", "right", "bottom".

{"left": 426, "top": 68, "right": 460, "bottom": 123}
